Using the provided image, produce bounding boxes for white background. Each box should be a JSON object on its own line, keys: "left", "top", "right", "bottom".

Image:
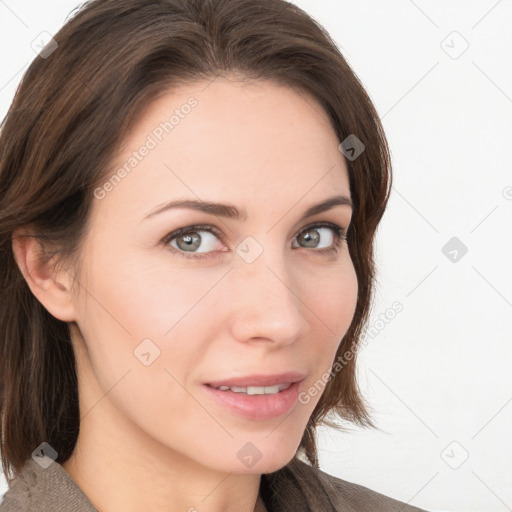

{"left": 1, "top": 1, "right": 511, "bottom": 511}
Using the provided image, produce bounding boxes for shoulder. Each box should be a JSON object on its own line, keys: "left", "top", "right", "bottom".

{"left": 263, "top": 457, "right": 430, "bottom": 512}
{"left": 0, "top": 457, "right": 97, "bottom": 512}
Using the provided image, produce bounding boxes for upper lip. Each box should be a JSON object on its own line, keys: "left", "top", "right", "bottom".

{"left": 206, "top": 371, "right": 307, "bottom": 388}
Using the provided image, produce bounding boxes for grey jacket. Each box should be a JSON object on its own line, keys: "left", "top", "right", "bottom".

{"left": 0, "top": 456, "right": 429, "bottom": 511}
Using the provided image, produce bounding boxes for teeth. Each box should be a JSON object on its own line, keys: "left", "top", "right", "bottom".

{"left": 212, "top": 383, "right": 292, "bottom": 395}
{"left": 248, "top": 386, "right": 278, "bottom": 395}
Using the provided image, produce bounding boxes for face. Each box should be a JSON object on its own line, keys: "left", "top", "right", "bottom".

{"left": 69, "top": 76, "right": 357, "bottom": 474}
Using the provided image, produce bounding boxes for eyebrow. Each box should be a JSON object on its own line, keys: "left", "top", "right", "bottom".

{"left": 142, "top": 194, "right": 353, "bottom": 222}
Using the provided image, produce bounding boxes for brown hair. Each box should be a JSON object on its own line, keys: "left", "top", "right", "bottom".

{"left": 0, "top": 0, "right": 391, "bottom": 483}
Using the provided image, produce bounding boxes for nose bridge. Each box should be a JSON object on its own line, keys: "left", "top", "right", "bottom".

{"left": 228, "top": 239, "right": 310, "bottom": 344}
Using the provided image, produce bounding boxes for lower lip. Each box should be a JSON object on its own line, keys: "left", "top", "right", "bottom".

{"left": 202, "top": 381, "right": 302, "bottom": 420}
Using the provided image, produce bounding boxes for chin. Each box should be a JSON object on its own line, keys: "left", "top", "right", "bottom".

{"left": 219, "top": 436, "right": 301, "bottom": 475}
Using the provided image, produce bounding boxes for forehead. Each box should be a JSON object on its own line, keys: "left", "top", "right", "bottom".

{"left": 96, "top": 76, "right": 350, "bottom": 221}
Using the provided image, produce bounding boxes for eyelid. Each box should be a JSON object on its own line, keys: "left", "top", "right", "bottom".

{"left": 162, "top": 223, "right": 223, "bottom": 243}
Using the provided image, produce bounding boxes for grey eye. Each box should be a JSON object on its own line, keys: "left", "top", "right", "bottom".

{"left": 170, "top": 230, "right": 219, "bottom": 253}
{"left": 293, "top": 227, "right": 335, "bottom": 249}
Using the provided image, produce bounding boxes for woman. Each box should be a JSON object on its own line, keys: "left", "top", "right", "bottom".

{"left": 0, "top": 0, "right": 429, "bottom": 510}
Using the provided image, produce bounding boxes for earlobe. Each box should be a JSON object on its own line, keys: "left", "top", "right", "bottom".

{"left": 11, "top": 229, "right": 78, "bottom": 322}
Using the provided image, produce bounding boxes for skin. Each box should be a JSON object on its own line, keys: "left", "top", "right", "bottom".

{"left": 13, "top": 75, "right": 358, "bottom": 512}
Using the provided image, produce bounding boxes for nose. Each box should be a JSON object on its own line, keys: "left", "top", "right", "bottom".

{"left": 226, "top": 247, "right": 311, "bottom": 347}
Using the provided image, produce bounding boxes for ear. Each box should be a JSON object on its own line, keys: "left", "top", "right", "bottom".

{"left": 11, "top": 229, "right": 78, "bottom": 322}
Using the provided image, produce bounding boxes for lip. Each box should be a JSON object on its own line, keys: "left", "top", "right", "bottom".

{"left": 205, "top": 371, "right": 307, "bottom": 388}
{"left": 203, "top": 379, "right": 304, "bottom": 420}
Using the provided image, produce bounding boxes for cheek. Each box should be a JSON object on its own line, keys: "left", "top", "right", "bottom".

{"left": 304, "top": 259, "right": 358, "bottom": 337}
{"left": 297, "top": 259, "right": 358, "bottom": 387}
{"left": 289, "top": 264, "right": 358, "bottom": 418}
{"left": 73, "top": 249, "right": 232, "bottom": 399}
{"left": 72, "top": 257, "right": 215, "bottom": 436}
{"left": 84, "top": 249, "right": 228, "bottom": 339}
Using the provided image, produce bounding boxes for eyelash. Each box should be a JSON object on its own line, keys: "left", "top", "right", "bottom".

{"left": 160, "top": 222, "right": 348, "bottom": 260}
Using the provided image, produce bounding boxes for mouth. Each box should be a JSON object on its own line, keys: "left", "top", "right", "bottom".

{"left": 207, "top": 382, "right": 292, "bottom": 395}
{"left": 202, "top": 372, "right": 306, "bottom": 420}
{"left": 205, "top": 371, "right": 306, "bottom": 389}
